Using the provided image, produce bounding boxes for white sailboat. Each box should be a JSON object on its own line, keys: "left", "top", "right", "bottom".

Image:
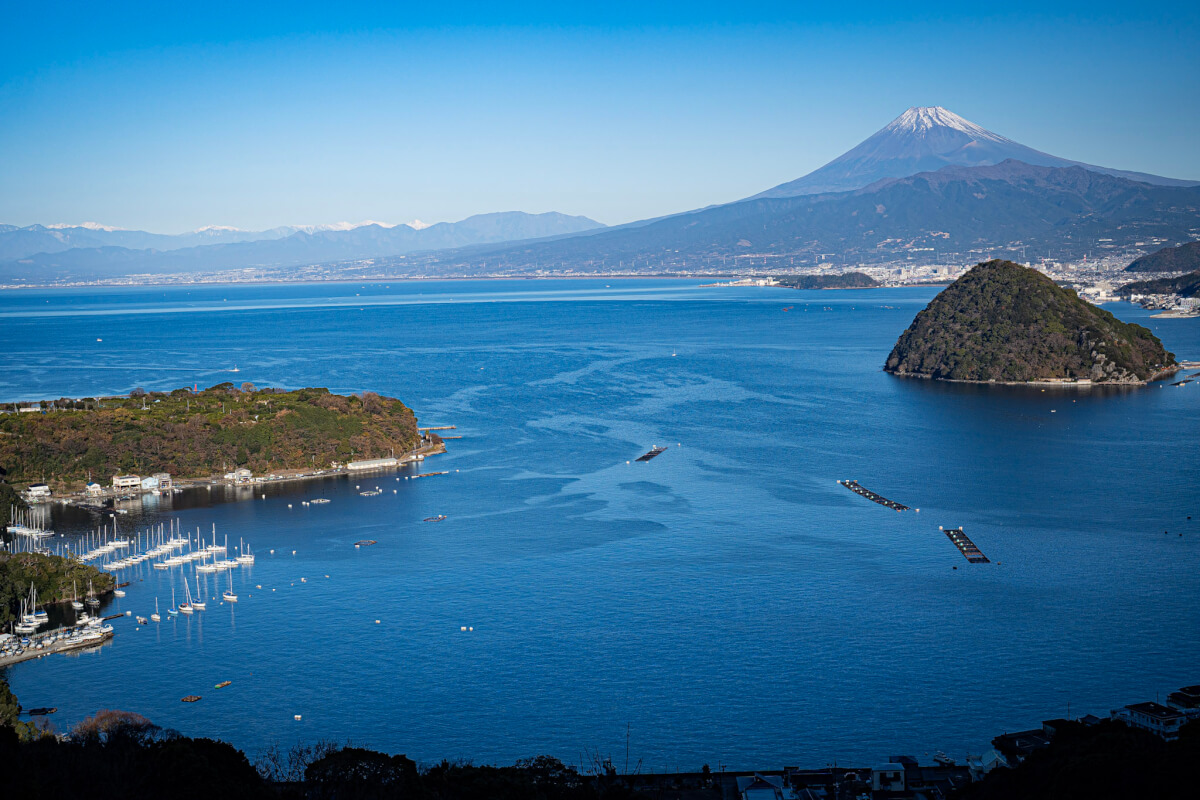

{"left": 222, "top": 570, "right": 237, "bottom": 603}
{"left": 168, "top": 588, "right": 179, "bottom": 617}
{"left": 71, "top": 580, "right": 84, "bottom": 611}
{"left": 179, "top": 582, "right": 193, "bottom": 615}
{"left": 237, "top": 539, "right": 254, "bottom": 565}
{"left": 191, "top": 575, "right": 206, "bottom": 610}
{"left": 151, "top": 598, "right": 162, "bottom": 623}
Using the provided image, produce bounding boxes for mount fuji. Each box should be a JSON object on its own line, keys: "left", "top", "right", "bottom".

{"left": 750, "top": 106, "right": 1196, "bottom": 199}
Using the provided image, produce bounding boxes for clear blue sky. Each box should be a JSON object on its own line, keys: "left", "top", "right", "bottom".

{"left": 1, "top": 2, "right": 1197, "bottom": 233}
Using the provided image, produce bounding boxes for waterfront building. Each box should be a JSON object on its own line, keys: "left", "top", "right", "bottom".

{"left": 26, "top": 483, "right": 51, "bottom": 498}
{"left": 85, "top": 482, "right": 103, "bottom": 496}
{"left": 735, "top": 774, "right": 788, "bottom": 800}
{"left": 140, "top": 475, "right": 159, "bottom": 490}
{"left": 1111, "top": 702, "right": 1190, "bottom": 741}
{"left": 871, "top": 764, "right": 905, "bottom": 793}
{"left": 153, "top": 472, "right": 173, "bottom": 489}
{"left": 112, "top": 474, "right": 141, "bottom": 490}
{"left": 347, "top": 457, "right": 399, "bottom": 471}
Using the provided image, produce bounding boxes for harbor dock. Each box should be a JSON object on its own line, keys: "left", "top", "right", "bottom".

{"left": 941, "top": 526, "right": 990, "bottom": 563}
{"left": 837, "top": 480, "right": 910, "bottom": 511}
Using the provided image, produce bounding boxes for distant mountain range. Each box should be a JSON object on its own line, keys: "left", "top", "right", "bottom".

{"left": 0, "top": 212, "right": 603, "bottom": 282}
{"left": 3, "top": 106, "right": 1197, "bottom": 284}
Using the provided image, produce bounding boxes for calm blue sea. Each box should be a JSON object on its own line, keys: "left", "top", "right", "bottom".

{"left": 1, "top": 279, "right": 1198, "bottom": 771}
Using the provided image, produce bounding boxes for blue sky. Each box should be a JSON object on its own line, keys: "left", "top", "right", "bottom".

{"left": 1, "top": 2, "right": 1197, "bottom": 232}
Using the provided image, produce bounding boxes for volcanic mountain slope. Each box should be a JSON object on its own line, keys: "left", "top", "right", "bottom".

{"left": 749, "top": 106, "right": 1196, "bottom": 199}
{"left": 884, "top": 260, "right": 1176, "bottom": 384}
{"left": 405, "top": 161, "right": 1200, "bottom": 275}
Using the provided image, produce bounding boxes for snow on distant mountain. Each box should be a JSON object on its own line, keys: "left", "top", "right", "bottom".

{"left": 751, "top": 106, "right": 1197, "bottom": 199}
{"left": 0, "top": 211, "right": 606, "bottom": 281}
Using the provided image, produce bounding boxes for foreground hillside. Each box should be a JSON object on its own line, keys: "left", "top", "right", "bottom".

{"left": 0, "top": 385, "right": 419, "bottom": 491}
{"left": 885, "top": 260, "right": 1176, "bottom": 383}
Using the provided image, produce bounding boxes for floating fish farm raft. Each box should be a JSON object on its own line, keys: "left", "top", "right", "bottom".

{"left": 636, "top": 446, "right": 668, "bottom": 462}
{"left": 837, "top": 480, "right": 910, "bottom": 511}
{"left": 941, "top": 526, "right": 990, "bottom": 563}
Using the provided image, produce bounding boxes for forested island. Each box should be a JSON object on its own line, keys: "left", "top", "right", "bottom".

{"left": 885, "top": 260, "right": 1177, "bottom": 384}
{"left": 774, "top": 271, "right": 879, "bottom": 289}
{"left": 0, "top": 385, "right": 420, "bottom": 492}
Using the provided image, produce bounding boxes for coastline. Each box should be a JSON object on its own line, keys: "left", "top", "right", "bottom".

{"left": 883, "top": 365, "right": 1183, "bottom": 387}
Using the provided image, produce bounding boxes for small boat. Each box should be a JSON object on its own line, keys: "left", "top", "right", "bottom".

{"left": 423, "top": 515, "right": 447, "bottom": 522}
{"left": 359, "top": 489, "right": 381, "bottom": 496}
{"left": 353, "top": 540, "right": 377, "bottom": 548}
{"left": 113, "top": 589, "right": 126, "bottom": 598}
{"left": 222, "top": 571, "right": 238, "bottom": 603}
{"left": 214, "top": 680, "right": 231, "bottom": 689}
{"left": 151, "top": 598, "right": 162, "bottom": 622}
{"left": 310, "top": 498, "right": 330, "bottom": 504}
{"left": 136, "top": 616, "right": 148, "bottom": 625}
{"left": 71, "top": 581, "right": 84, "bottom": 611}
{"left": 27, "top": 707, "right": 57, "bottom": 716}
{"left": 181, "top": 695, "right": 201, "bottom": 703}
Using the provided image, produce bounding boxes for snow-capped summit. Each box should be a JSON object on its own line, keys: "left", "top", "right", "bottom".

{"left": 883, "top": 106, "right": 1009, "bottom": 143}
{"left": 45, "top": 221, "right": 125, "bottom": 231}
{"left": 750, "top": 106, "right": 1189, "bottom": 199}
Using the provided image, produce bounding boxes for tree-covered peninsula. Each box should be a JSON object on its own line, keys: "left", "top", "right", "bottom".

{"left": 885, "top": 260, "right": 1177, "bottom": 383}
{"left": 774, "top": 271, "right": 879, "bottom": 289}
{"left": 0, "top": 385, "right": 420, "bottom": 491}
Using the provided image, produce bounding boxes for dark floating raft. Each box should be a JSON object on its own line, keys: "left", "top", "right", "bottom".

{"left": 941, "top": 526, "right": 990, "bottom": 563}
{"left": 838, "top": 480, "right": 910, "bottom": 512}
{"left": 636, "top": 446, "right": 668, "bottom": 462}
{"left": 181, "top": 696, "right": 201, "bottom": 703}
{"left": 354, "top": 540, "right": 377, "bottom": 547}
{"left": 423, "top": 515, "right": 447, "bottom": 522}
{"left": 26, "top": 707, "right": 57, "bottom": 716}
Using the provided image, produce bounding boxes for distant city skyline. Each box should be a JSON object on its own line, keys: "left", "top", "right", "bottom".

{"left": 2, "top": 2, "right": 1197, "bottom": 233}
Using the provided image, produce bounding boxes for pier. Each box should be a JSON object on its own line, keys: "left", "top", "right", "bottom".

{"left": 837, "top": 480, "right": 910, "bottom": 511}
{"left": 420, "top": 426, "right": 457, "bottom": 432}
{"left": 940, "top": 526, "right": 990, "bottom": 563}
{"left": 636, "top": 446, "right": 668, "bottom": 462}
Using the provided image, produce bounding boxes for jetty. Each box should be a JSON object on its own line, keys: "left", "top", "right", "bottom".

{"left": 837, "top": 480, "right": 910, "bottom": 511}
{"left": 420, "top": 426, "right": 457, "bottom": 432}
{"left": 940, "top": 526, "right": 990, "bottom": 563}
{"left": 636, "top": 446, "right": 668, "bottom": 462}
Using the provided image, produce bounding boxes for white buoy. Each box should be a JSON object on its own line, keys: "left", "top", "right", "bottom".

{"left": 269, "top": 549, "right": 275, "bottom": 554}
{"left": 291, "top": 550, "right": 296, "bottom": 555}
{"left": 461, "top": 626, "right": 467, "bottom": 631}
{"left": 375, "top": 620, "right": 381, "bottom": 624}
{"left": 288, "top": 504, "right": 292, "bottom": 508}
{"left": 294, "top": 715, "right": 302, "bottom": 721}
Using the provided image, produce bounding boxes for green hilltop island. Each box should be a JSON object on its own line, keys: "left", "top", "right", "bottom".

{"left": 0, "top": 384, "right": 432, "bottom": 494}
{"left": 884, "top": 260, "right": 1178, "bottom": 384}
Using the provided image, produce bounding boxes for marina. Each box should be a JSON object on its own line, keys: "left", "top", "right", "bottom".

{"left": 940, "top": 527, "right": 991, "bottom": 563}
{"left": 837, "top": 480, "right": 911, "bottom": 511}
